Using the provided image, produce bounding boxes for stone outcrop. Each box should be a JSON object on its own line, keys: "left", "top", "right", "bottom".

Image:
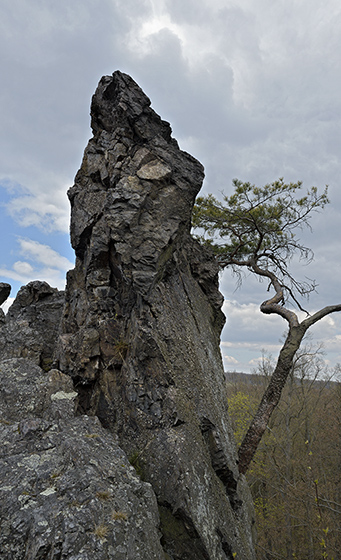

{"left": 0, "top": 282, "right": 11, "bottom": 325}
{"left": 0, "top": 282, "right": 11, "bottom": 306}
{"left": 0, "top": 281, "right": 65, "bottom": 371}
{"left": 0, "top": 72, "right": 256, "bottom": 559}
{"left": 0, "top": 358, "right": 164, "bottom": 559}
{"left": 54, "top": 71, "right": 256, "bottom": 559}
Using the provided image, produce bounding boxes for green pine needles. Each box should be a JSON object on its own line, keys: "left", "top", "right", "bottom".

{"left": 193, "top": 178, "right": 329, "bottom": 309}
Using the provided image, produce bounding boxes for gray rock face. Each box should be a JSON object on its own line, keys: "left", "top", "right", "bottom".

{"left": 56, "top": 71, "right": 256, "bottom": 559}
{"left": 0, "top": 358, "right": 164, "bottom": 559}
{"left": 0, "top": 282, "right": 11, "bottom": 306}
{"left": 0, "top": 281, "right": 65, "bottom": 370}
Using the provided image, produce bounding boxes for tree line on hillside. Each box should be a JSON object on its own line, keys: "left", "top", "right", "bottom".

{"left": 227, "top": 347, "right": 341, "bottom": 560}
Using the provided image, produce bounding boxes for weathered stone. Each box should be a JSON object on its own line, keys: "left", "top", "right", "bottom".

{"left": 0, "top": 358, "right": 165, "bottom": 559}
{"left": 0, "top": 282, "right": 11, "bottom": 306}
{"left": 0, "top": 281, "right": 65, "bottom": 370}
{"left": 56, "top": 71, "right": 256, "bottom": 559}
{"left": 0, "top": 358, "right": 76, "bottom": 422}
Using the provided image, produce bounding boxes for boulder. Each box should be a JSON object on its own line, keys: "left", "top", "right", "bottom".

{"left": 0, "top": 358, "right": 164, "bottom": 559}
{"left": 0, "top": 281, "right": 65, "bottom": 371}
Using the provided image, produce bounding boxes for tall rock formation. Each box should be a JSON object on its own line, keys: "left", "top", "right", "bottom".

{"left": 56, "top": 71, "right": 256, "bottom": 559}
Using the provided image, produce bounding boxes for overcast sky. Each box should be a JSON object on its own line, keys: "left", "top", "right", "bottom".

{"left": 1, "top": 0, "right": 341, "bottom": 373}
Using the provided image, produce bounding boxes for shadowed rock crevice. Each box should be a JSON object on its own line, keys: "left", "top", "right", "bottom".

{"left": 201, "top": 417, "right": 243, "bottom": 512}
{"left": 159, "top": 503, "right": 211, "bottom": 560}
{"left": 0, "top": 282, "right": 11, "bottom": 306}
{"left": 216, "top": 528, "right": 237, "bottom": 560}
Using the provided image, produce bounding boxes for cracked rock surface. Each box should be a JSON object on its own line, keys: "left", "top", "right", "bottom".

{"left": 0, "top": 358, "right": 164, "bottom": 559}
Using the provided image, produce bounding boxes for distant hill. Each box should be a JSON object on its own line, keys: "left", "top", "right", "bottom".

{"left": 225, "top": 370, "right": 265, "bottom": 386}
{"left": 225, "top": 370, "right": 339, "bottom": 389}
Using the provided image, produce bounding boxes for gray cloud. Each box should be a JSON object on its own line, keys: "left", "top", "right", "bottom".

{"left": 1, "top": 0, "right": 341, "bottom": 370}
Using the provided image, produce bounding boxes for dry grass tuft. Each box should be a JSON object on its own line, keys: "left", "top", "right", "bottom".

{"left": 96, "top": 490, "right": 112, "bottom": 501}
{"left": 112, "top": 510, "right": 128, "bottom": 521}
{"left": 93, "top": 523, "right": 109, "bottom": 541}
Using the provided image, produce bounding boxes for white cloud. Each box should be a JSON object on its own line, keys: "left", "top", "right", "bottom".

{"left": 0, "top": 268, "right": 32, "bottom": 284}
{"left": 13, "top": 261, "right": 34, "bottom": 275}
{"left": 221, "top": 297, "right": 341, "bottom": 373}
{"left": 18, "top": 238, "right": 73, "bottom": 271}
{"left": 223, "top": 354, "right": 239, "bottom": 365}
{"left": 126, "top": 12, "right": 185, "bottom": 58}
{"left": 222, "top": 298, "right": 341, "bottom": 345}
{"left": 222, "top": 299, "right": 285, "bottom": 341}
{"left": 221, "top": 340, "right": 282, "bottom": 354}
{"left": 248, "top": 356, "right": 265, "bottom": 367}
{"left": 0, "top": 238, "right": 73, "bottom": 291}
{"left": 0, "top": 264, "right": 67, "bottom": 292}
{"left": 2, "top": 0, "right": 341, "bottom": 236}
{"left": 4, "top": 179, "right": 71, "bottom": 233}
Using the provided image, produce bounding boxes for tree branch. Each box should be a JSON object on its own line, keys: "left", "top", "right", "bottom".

{"left": 301, "top": 304, "right": 341, "bottom": 329}
{"left": 250, "top": 259, "right": 300, "bottom": 328}
{"left": 238, "top": 303, "right": 341, "bottom": 474}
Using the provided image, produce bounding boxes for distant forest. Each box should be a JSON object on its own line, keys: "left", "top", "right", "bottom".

{"left": 226, "top": 348, "right": 341, "bottom": 560}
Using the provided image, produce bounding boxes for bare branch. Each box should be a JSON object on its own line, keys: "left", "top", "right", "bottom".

{"left": 301, "top": 304, "right": 341, "bottom": 329}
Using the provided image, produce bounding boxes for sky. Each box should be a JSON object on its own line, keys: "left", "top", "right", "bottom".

{"left": 1, "top": 0, "right": 341, "bottom": 373}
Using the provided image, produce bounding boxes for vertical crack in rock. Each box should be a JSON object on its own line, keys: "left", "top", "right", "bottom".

{"left": 200, "top": 418, "right": 243, "bottom": 512}
{"left": 55, "top": 70, "right": 256, "bottom": 559}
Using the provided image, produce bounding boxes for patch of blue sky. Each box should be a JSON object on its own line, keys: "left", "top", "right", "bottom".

{"left": 0, "top": 183, "right": 74, "bottom": 299}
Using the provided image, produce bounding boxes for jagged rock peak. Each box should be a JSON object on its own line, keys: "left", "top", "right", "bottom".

{"left": 56, "top": 72, "right": 256, "bottom": 559}
{"left": 68, "top": 71, "right": 205, "bottom": 268}
{"left": 90, "top": 71, "right": 175, "bottom": 144}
